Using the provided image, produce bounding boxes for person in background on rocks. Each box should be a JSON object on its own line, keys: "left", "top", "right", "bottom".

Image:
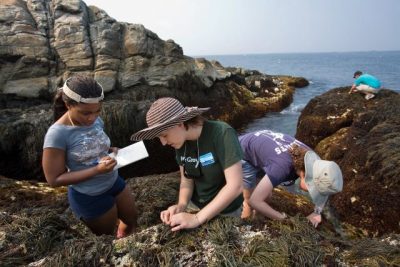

{"left": 349, "top": 70, "right": 381, "bottom": 100}
{"left": 130, "top": 97, "right": 243, "bottom": 231}
{"left": 42, "top": 75, "right": 138, "bottom": 238}
{"left": 239, "top": 129, "right": 343, "bottom": 228}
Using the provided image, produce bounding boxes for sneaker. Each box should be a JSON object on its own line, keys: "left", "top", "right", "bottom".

{"left": 365, "top": 94, "right": 375, "bottom": 100}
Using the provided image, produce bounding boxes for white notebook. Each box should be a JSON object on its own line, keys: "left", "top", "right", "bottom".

{"left": 109, "top": 141, "right": 149, "bottom": 170}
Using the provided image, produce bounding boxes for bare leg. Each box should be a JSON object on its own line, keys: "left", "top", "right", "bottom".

{"left": 84, "top": 205, "right": 118, "bottom": 236}
{"left": 115, "top": 186, "right": 138, "bottom": 238}
{"left": 241, "top": 188, "right": 254, "bottom": 219}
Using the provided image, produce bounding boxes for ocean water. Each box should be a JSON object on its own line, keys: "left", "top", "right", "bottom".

{"left": 204, "top": 51, "right": 400, "bottom": 136}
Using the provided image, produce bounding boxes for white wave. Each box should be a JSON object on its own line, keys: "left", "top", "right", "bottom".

{"left": 280, "top": 104, "right": 305, "bottom": 114}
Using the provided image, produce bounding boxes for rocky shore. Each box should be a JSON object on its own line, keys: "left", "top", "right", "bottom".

{"left": 296, "top": 88, "right": 400, "bottom": 236}
{"left": 0, "top": 0, "right": 307, "bottom": 180}
{"left": 1, "top": 169, "right": 399, "bottom": 266}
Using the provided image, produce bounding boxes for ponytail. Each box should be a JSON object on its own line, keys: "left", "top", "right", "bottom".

{"left": 52, "top": 89, "right": 77, "bottom": 121}
{"left": 53, "top": 89, "right": 66, "bottom": 121}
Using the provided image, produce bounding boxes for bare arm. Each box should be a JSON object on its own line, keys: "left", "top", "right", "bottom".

{"left": 195, "top": 161, "right": 243, "bottom": 223}
{"left": 349, "top": 84, "right": 357, "bottom": 94}
{"left": 307, "top": 203, "right": 325, "bottom": 228}
{"left": 42, "top": 147, "right": 116, "bottom": 187}
{"left": 249, "top": 174, "right": 286, "bottom": 220}
{"left": 169, "top": 161, "right": 243, "bottom": 231}
{"left": 160, "top": 166, "right": 194, "bottom": 224}
{"left": 298, "top": 170, "right": 323, "bottom": 227}
{"left": 177, "top": 166, "right": 194, "bottom": 207}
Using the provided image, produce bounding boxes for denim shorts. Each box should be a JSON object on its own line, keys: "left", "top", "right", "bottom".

{"left": 241, "top": 160, "right": 296, "bottom": 188}
{"left": 68, "top": 176, "right": 126, "bottom": 220}
{"left": 241, "top": 160, "right": 263, "bottom": 189}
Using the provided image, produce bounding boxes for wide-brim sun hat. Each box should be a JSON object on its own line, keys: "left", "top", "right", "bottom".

{"left": 130, "top": 97, "right": 210, "bottom": 141}
{"left": 304, "top": 151, "right": 343, "bottom": 207}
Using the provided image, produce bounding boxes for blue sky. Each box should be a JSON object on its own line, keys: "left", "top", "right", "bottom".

{"left": 84, "top": 0, "right": 400, "bottom": 56}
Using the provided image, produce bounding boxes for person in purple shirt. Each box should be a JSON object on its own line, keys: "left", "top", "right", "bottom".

{"left": 239, "top": 130, "right": 343, "bottom": 228}
{"left": 349, "top": 70, "right": 381, "bottom": 100}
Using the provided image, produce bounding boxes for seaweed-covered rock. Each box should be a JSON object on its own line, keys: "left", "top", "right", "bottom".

{"left": 1, "top": 174, "right": 399, "bottom": 266}
{"left": 296, "top": 88, "right": 400, "bottom": 236}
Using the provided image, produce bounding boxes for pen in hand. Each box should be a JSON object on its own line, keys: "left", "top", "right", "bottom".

{"left": 96, "top": 158, "right": 114, "bottom": 164}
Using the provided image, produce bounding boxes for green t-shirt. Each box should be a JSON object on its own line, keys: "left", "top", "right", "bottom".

{"left": 176, "top": 120, "right": 243, "bottom": 214}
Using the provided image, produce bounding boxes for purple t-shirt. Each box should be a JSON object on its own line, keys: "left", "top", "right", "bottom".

{"left": 239, "top": 130, "right": 309, "bottom": 187}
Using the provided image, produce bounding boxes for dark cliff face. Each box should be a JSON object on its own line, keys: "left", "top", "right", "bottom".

{"left": 296, "top": 88, "right": 400, "bottom": 235}
{"left": 0, "top": 0, "right": 307, "bottom": 179}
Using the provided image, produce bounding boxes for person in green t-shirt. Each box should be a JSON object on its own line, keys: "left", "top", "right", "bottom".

{"left": 131, "top": 97, "right": 243, "bottom": 231}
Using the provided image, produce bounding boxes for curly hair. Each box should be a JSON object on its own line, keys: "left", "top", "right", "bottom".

{"left": 289, "top": 144, "right": 308, "bottom": 172}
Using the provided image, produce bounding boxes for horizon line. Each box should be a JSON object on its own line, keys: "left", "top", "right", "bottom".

{"left": 189, "top": 49, "right": 400, "bottom": 58}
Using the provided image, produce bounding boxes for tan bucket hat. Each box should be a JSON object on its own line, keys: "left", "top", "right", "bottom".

{"left": 304, "top": 151, "right": 343, "bottom": 207}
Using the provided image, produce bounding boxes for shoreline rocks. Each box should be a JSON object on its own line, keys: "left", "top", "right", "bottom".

{"left": 0, "top": 0, "right": 307, "bottom": 180}
{"left": 0, "top": 172, "right": 399, "bottom": 266}
{"left": 296, "top": 87, "right": 400, "bottom": 235}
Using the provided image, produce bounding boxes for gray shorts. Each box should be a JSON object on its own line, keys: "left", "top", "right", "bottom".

{"left": 241, "top": 160, "right": 296, "bottom": 188}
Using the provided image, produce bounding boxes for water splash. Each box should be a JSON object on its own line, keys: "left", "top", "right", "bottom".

{"left": 281, "top": 104, "right": 305, "bottom": 114}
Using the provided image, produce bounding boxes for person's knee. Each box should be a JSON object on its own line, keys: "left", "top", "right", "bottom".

{"left": 120, "top": 214, "right": 137, "bottom": 226}
{"left": 250, "top": 191, "right": 271, "bottom": 206}
{"left": 84, "top": 207, "right": 118, "bottom": 235}
{"left": 117, "top": 202, "right": 138, "bottom": 226}
{"left": 249, "top": 194, "right": 260, "bottom": 208}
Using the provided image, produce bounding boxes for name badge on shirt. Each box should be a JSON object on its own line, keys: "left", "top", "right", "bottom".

{"left": 199, "top": 152, "right": 215, "bottom": 166}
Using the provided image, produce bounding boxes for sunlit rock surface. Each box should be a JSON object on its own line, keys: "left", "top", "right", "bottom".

{"left": 0, "top": 0, "right": 307, "bottom": 180}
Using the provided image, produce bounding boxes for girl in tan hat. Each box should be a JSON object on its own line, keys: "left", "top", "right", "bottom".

{"left": 42, "top": 75, "right": 138, "bottom": 238}
{"left": 131, "top": 97, "right": 243, "bottom": 231}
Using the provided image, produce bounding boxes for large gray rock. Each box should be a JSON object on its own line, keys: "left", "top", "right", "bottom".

{"left": 3, "top": 77, "right": 49, "bottom": 97}
{"left": 0, "top": 0, "right": 306, "bottom": 179}
{"left": 1, "top": 0, "right": 190, "bottom": 96}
